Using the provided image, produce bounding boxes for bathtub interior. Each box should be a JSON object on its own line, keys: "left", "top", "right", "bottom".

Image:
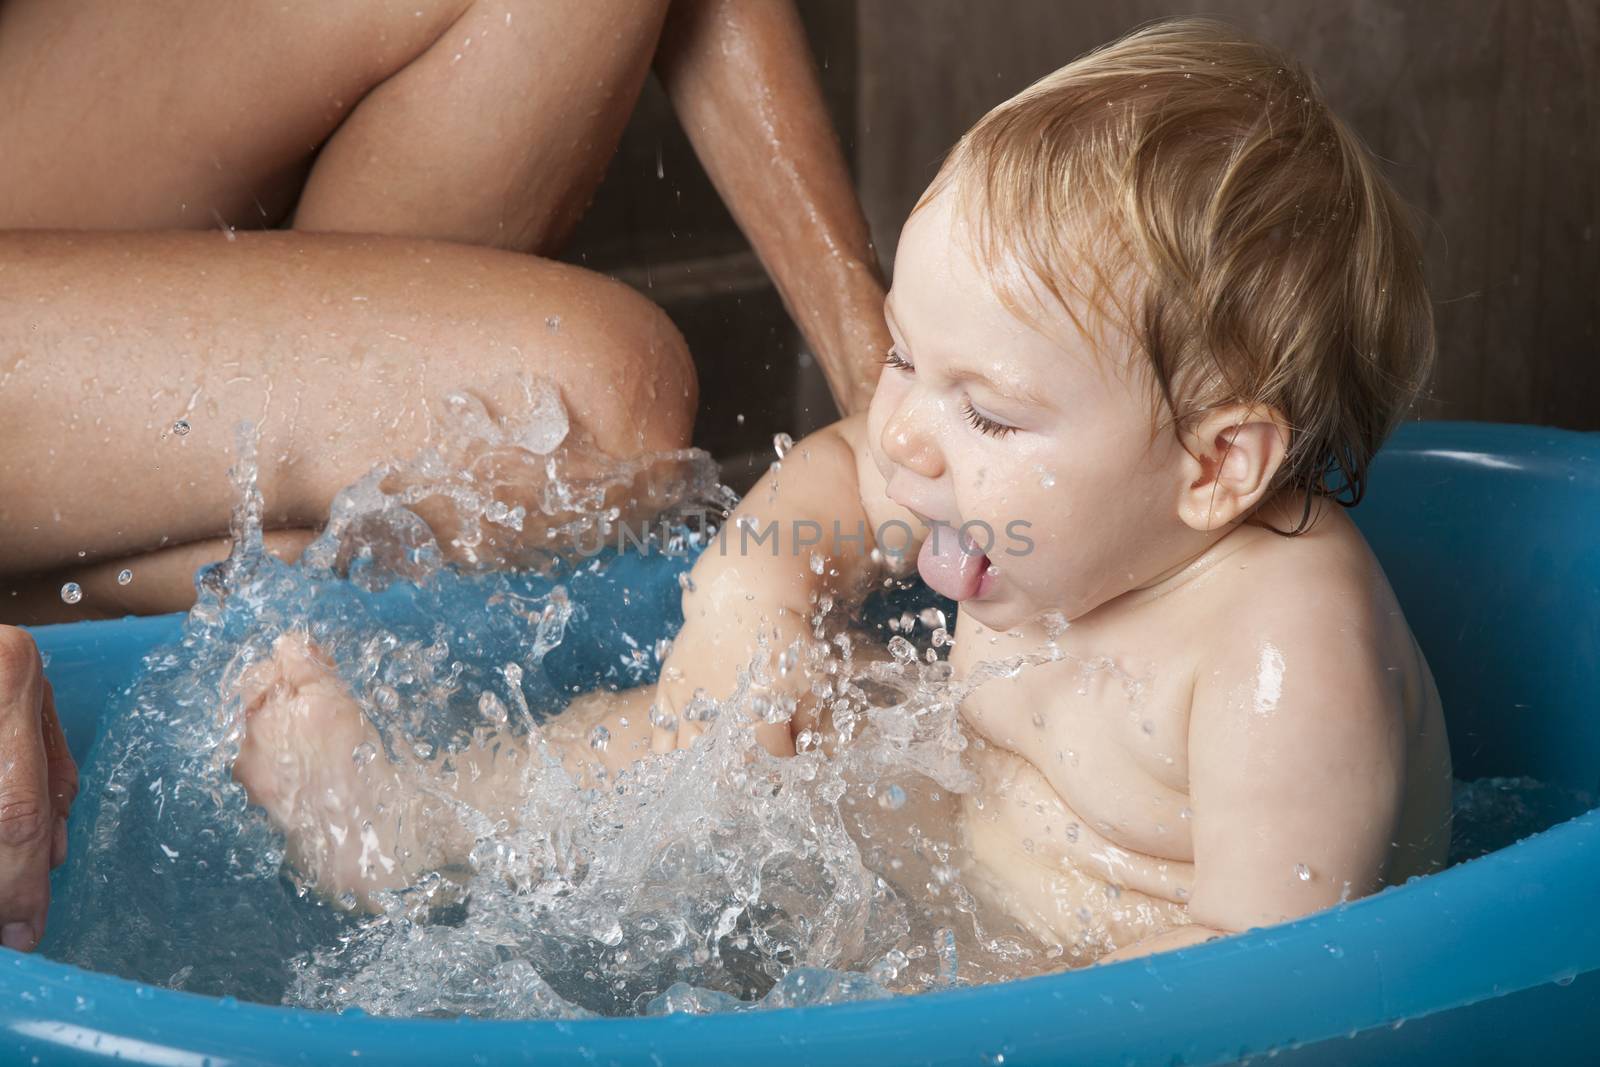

{"left": 9, "top": 420, "right": 1600, "bottom": 1066}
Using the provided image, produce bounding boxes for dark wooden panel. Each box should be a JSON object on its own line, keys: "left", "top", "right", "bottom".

{"left": 857, "top": 0, "right": 1600, "bottom": 429}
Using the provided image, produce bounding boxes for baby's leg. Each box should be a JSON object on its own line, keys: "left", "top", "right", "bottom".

{"left": 232, "top": 633, "right": 653, "bottom": 904}
{"left": 542, "top": 685, "right": 661, "bottom": 784}
{"left": 0, "top": 230, "right": 696, "bottom": 623}
{"left": 232, "top": 633, "right": 418, "bottom": 904}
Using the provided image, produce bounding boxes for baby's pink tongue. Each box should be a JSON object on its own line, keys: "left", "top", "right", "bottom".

{"left": 917, "top": 525, "right": 989, "bottom": 601}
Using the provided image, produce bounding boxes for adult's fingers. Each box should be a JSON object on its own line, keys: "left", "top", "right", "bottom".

{"left": 40, "top": 680, "right": 77, "bottom": 869}
{"left": 0, "top": 627, "right": 51, "bottom": 951}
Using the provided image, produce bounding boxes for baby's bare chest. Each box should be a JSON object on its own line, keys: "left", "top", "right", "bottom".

{"left": 951, "top": 627, "right": 1199, "bottom": 872}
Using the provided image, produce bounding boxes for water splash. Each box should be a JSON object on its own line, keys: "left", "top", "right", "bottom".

{"left": 46, "top": 383, "right": 1054, "bottom": 1018}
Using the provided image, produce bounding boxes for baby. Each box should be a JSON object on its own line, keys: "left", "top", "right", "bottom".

{"left": 232, "top": 18, "right": 1452, "bottom": 964}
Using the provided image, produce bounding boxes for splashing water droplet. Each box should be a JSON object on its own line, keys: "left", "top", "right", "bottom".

{"left": 808, "top": 552, "right": 825, "bottom": 576}
{"left": 772, "top": 433, "right": 794, "bottom": 460}
{"left": 478, "top": 691, "right": 509, "bottom": 724}
{"left": 648, "top": 703, "right": 677, "bottom": 732}
{"left": 116, "top": 568, "right": 133, "bottom": 586}
{"left": 588, "top": 725, "right": 610, "bottom": 752}
{"left": 60, "top": 582, "right": 82, "bottom": 604}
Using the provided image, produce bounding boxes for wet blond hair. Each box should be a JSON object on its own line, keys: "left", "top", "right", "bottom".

{"left": 929, "top": 17, "right": 1434, "bottom": 527}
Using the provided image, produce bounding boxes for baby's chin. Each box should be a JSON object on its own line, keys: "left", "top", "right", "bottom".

{"left": 946, "top": 583, "right": 1036, "bottom": 635}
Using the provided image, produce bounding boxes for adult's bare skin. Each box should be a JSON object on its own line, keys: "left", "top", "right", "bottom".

{"left": 0, "top": 626, "right": 75, "bottom": 953}
{"left": 0, "top": 0, "right": 888, "bottom": 413}
{"left": 0, "top": 230, "right": 697, "bottom": 624}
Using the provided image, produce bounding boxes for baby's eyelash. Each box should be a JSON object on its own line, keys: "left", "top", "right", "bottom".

{"left": 963, "top": 401, "right": 1017, "bottom": 438}
{"left": 882, "top": 347, "right": 914, "bottom": 372}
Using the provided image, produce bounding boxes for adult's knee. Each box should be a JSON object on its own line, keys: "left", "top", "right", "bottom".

{"left": 461, "top": 266, "right": 698, "bottom": 459}
{"left": 575, "top": 280, "right": 698, "bottom": 455}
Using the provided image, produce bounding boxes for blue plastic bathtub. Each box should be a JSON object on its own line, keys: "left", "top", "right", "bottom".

{"left": 7, "top": 421, "right": 1599, "bottom": 1065}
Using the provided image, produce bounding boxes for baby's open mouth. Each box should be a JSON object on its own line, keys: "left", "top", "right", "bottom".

{"left": 916, "top": 524, "right": 994, "bottom": 601}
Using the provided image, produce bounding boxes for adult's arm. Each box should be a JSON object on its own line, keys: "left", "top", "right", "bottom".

{"left": 0, "top": 626, "right": 75, "bottom": 952}
{"left": 656, "top": 0, "right": 890, "bottom": 416}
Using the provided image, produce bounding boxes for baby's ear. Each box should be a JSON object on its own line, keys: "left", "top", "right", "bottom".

{"left": 1175, "top": 405, "right": 1290, "bottom": 531}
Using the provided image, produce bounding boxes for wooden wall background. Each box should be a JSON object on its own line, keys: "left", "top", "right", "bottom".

{"left": 568, "top": 0, "right": 1599, "bottom": 466}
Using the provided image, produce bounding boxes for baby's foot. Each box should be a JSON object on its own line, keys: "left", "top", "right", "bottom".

{"left": 232, "top": 632, "right": 411, "bottom": 902}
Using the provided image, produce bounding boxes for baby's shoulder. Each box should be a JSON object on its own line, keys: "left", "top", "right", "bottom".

{"left": 1196, "top": 507, "right": 1407, "bottom": 702}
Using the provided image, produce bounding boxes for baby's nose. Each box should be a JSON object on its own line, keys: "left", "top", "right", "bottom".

{"left": 882, "top": 404, "right": 943, "bottom": 479}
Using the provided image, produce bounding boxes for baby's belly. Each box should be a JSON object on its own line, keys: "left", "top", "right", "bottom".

{"left": 957, "top": 747, "right": 1190, "bottom": 962}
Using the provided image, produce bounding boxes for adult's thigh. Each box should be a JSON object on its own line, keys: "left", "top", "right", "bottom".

{"left": 293, "top": 0, "right": 672, "bottom": 254}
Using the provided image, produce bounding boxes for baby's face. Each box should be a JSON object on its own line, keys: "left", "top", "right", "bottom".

{"left": 867, "top": 188, "right": 1193, "bottom": 631}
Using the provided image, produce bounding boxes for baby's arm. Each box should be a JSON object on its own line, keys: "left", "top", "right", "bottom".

{"left": 1114, "top": 611, "right": 1406, "bottom": 958}
{"left": 649, "top": 412, "right": 909, "bottom": 755}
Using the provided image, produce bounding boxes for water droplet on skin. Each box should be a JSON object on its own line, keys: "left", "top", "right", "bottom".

{"left": 545, "top": 315, "right": 561, "bottom": 332}
{"left": 352, "top": 742, "right": 378, "bottom": 769}
{"left": 116, "top": 568, "right": 133, "bottom": 586}
{"left": 773, "top": 432, "right": 794, "bottom": 460}
{"left": 588, "top": 725, "right": 610, "bottom": 752}
{"left": 1295, "top": 862, "right": 1313, "bottom": 881}
{"left": 878, "top": 784, "right": 907, "bottom": 810}
{"left": 172, "top": 419, "right": 190, "bottom": 437}
{"left": 809, "top": 552, "right": 825, "bottom": 575}
{"left": 60, "top": 582, "right": 82, "bottom": 604}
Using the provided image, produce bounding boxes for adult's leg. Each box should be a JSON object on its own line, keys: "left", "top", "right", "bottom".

{"left": 0, "top": 231, "right": 696, "bottom": 622}
{"left": 294, "top": 0, "right": 672, "bottom": 253}
{"left": 0, "top": 0, "right": 670, "bottom": 252}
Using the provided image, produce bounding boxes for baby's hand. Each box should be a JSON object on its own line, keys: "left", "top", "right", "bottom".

{"left": 231, "top": 632, "right": 411, "bottom": 904}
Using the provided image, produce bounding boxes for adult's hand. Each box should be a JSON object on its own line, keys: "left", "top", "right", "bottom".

{"left": 0, "top": 626, "right": 75, "bottom": 952}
